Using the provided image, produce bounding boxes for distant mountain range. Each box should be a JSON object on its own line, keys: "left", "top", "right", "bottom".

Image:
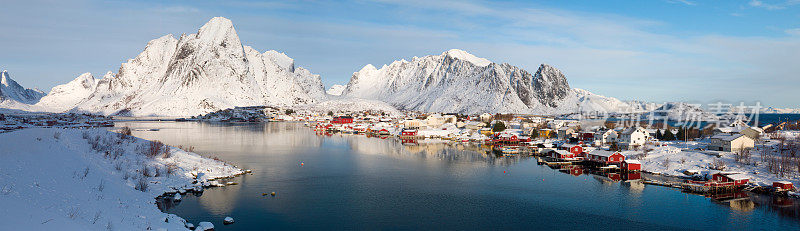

{"left": 1, "top": 17, "right": 796, "bottom": 117}
{"left": 339, "top": 49, "right": 640, "bottom": 114}
{"left": 760, "top": 107, "right": 800, "bottom": 114}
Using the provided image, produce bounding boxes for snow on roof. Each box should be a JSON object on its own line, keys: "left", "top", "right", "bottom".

{"left": 555, "top": 150, "right": 572, "bottom": 155}
{"left": 620, "top": 127, "right": 644, "bottom": 135}
{"left": 775, "top": 181, "right": 792, "bottom": 184}
{"left": 716, "top": 126, "right": 744, "bottom": 133}
{"left": 624, "top": 159, "right": 641, "bottom": 164}
{"left": 588, "top": 150, "right": 618, "bottom": 157}
{"left": 725, "top": 174, "right": 750, "bottom": 181}
{"left": 711, "top": 133, "right": 745, "bottom": 141}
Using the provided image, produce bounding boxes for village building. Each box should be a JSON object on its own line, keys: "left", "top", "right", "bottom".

{"left": 479, "top": 113, "right": 493, "bottom": 123}
{"left": 401, "top": 119, "right": 423, "bottom": 129}
{"left": 424, "top": 114, "right": 457, "bottom": 128}
{"left": 621, "top": 159, "right": 641, "bottom": 171}
{"left": 556, "top": 126, "right": 576, "bottom": 140}
{"left": 400, "top": 129, "right": 418, "bottom": 137}
{"left": 739, "top": 127, "right": 763, "bottom": 140}
{"left": 538, "top": 129, "right": 553, "bottom": 138}
{"left": 594, "top": 129, "right": 618, "bottom": 146}
{"left": 707, "top": 133, "right": 754, "bottom": 152}
{"left": 332, "top": 116, "right": 354, "bottom": 124}
{"left": 711, "top": 172, "right": 750, "bottom": 185}
{"left": 616, "top": 127, "right": 649, "bottom": 149}
{"left": 586, "top": 150, "right": 626, "bottom": 165}
{"left": 773, "top": 181, "right": 795, "bottom": 191}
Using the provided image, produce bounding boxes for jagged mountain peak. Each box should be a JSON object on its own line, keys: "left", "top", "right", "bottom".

{"left": 342, "top": 50, "right": 580, "bottom": 114}
{"left": 534, "top": 63, "right": 565, "bottom": 80}
{"left": 359, "top": 64, "right": 378, "bottom": 72}
{"left": 0, "top": 69, "right": 46, "bottom": 105}
{"left": 441, "top": 49, "right": 492, "bottom": 67}
{"left": 1, "top": 69, "right": 11, "bottom": 86}
{"left": 196, "top": 17, "right": 238, "bottom": 44}
{"left": 102, "top": 71, "right": 115, "bottom": 79}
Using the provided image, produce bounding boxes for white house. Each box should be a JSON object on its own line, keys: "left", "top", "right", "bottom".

{"left": 425, "top": 114, "right": 456, "bottom": 127}
{"left": 616, "top": 127, "right": 650, "bottom": 148}
{"left": 708, "top": 133, "right": 755, "bottom": 152}
{"left": 479, "top": 113, "right": 493, "bottom": 123}
{"left": 594, "top": 129, "right": 618, "bottom": 146}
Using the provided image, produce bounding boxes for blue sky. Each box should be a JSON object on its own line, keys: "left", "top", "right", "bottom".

{"left": 1, "top": 0, "right": 798, "bottom": 107}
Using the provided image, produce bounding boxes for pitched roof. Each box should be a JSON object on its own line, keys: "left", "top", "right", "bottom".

{"left": 711, "top": 133, "right": 747, "bottom": 142}
{"left": 620, "top": 127, "right": 644, "bottom": 135}
{"left": 725, "top": 174, "right": 750, "bottom": 181}
{"left": 624, "top": 159, "right": 641, "bottom": 164}
{"left": 588, "top": 150, "right": 619, "bottom": 157}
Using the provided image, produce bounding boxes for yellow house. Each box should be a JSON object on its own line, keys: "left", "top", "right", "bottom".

{"left": 539, "top": 129, "right": 553, "bottom": 138}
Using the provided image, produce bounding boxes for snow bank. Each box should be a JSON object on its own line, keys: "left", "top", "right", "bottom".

{"left": 634, "top": 141, "right": 800, "bottom": 187}
{"left": 0, "top": 128, "right": 242, "bottom": 230}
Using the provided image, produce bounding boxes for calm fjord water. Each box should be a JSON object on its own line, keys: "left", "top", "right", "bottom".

{"left": 117, "top": 121, "right": 800, "bottom": 230}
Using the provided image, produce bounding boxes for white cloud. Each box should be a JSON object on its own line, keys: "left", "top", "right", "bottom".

{"left": 748, "top": 0, "right": 800, "bottom": 10}
{"left": 786, "top": 28, "right": 800, "bottom": 36}
{"left": 1, "top": 0, "right": 799, "bottom": 107}
{"left": 667, "top": 0, "right": 696, "bottom": 6}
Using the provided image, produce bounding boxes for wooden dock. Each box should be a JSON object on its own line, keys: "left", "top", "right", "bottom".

{"left": 536, "top": 157, "right": 575, "bottom": 166}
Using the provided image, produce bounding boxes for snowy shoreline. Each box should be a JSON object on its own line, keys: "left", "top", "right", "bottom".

{"left": 0, "top": 127, "right": 244, "bottom": 230}
{"left": 628, "top": 140, "right": 800, "bottom": 188}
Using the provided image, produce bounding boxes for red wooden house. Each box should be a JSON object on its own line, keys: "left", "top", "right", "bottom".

{"left": 586, "top": 150, "right": 625, "bottom": 164}
{"left": 332, "top": 116, "right": 354, "bottom": 124}
{"left": 711, "top": 173, "right": 750, "bottom": 186}
{"left": 569, "top": 145, "right": 584, "bottom": 156}
{"left": 401, "top": 129, "right": 418, "bottom": 137}
{"left": 550, "top": 150, "right": 576, "bottom": 160}
{"left": 773, "top": 181, "right": 794, "bottom": 191}
{"left": 621, "top": 159, "right": 641, "bottom": 171}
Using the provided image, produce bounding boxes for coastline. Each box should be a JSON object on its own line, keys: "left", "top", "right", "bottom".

{"left": 0, "top": 127, "right": 244, "bottom": 230}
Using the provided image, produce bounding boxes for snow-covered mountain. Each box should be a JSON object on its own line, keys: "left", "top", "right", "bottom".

{"left": 646, "top": 102, "right": 719, "bottom": 122}
{"left": 0, "top": 70, "right": 46, "bottom": 110}
{"left": 326, "top": 84, "right": 346, "bottom": 96}
{"left": 36, "top": 72, "right": 102, "bottom": 112}
{"left": 39, "top": 17, "right": 325, "bottom": 116}
{"left": 341, "top": 49, "right": 628, "bottom": 114}
{"left": 761, "top": 107, "right": 800, "bottom": 114}
{"left": 573, "top": 88, "right": 635, "bottom": 114}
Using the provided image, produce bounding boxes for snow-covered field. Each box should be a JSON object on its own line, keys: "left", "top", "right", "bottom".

{"left": 0, "top": 128, "right": 243, "bottom": 230}
{"left": 630, "top": 141, "right": 800, "bottom": 186}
